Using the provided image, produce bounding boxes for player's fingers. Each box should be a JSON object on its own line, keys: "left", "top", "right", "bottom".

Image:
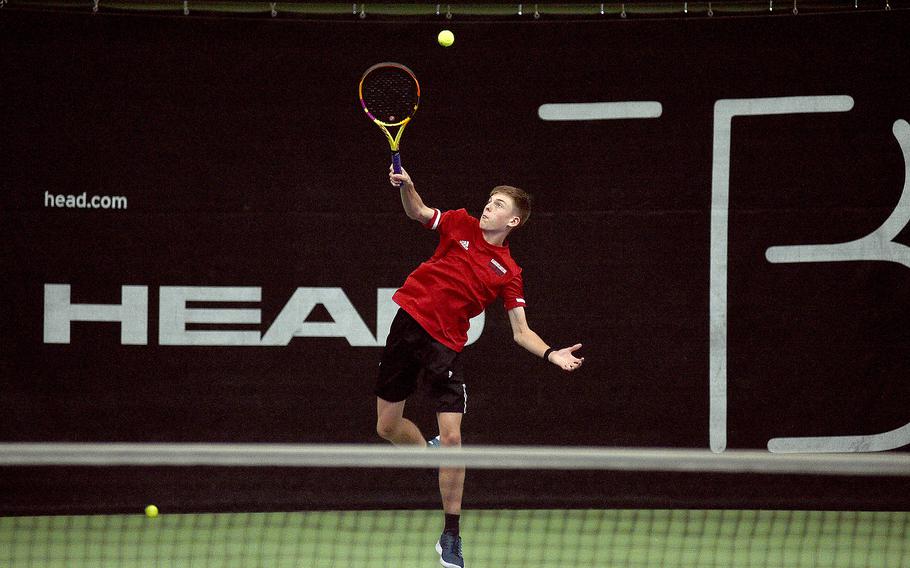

{"left": 566, "top": 343, "right": 583, "bottom": 353}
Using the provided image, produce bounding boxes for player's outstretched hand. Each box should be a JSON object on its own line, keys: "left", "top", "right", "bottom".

{"left": 550, "top": 343, "right": 585, "bottom": 372}
{"left": 389, "top": 165, "right": 413, "bottom": 190}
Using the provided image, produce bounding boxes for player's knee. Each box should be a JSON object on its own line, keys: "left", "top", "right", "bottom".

{"left": 376, "top": 418, "right": 398, "bottom": 441}
{"left": 439, "top": 431, "right": 461, "bottom": 447}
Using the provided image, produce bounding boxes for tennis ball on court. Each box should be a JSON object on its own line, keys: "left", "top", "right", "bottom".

{"left": 145, "top": 504, "right": 159, "bottom": 518}
{"left": 437, "top": 29, "right": 455, "bottom": 47}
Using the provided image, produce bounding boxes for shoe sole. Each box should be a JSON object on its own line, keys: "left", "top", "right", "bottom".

{"left": 435, "top": 540, "right": 463, "bottom": 568}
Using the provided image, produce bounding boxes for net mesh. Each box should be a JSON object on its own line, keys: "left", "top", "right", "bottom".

{"left": 2, "top": 445, "right": 909, "bottom": 567}
{"left": 4, "top": 509, "right": 909, "bottom": 568}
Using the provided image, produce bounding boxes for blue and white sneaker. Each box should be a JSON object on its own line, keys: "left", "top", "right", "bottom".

{"left": 435, "top": 532, "right": 464, "bottom": 568}
{"left": 427, "top": 435, "right": 441, "bottom": 448}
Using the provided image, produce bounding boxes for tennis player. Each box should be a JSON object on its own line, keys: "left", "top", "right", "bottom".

{"left": 375, "top": 166, "right": 585, "bottom": 568}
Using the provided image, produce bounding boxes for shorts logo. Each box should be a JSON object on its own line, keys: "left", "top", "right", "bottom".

{"left": 459, "top": 240, "right": 470, "bottom": 251}
{"left": 489, "top": 259, "right": 507, "bottom": 276}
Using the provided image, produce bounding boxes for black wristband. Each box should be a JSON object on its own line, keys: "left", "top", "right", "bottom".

{"left": 543, "top": 348, "right": 555, "bottom": 362}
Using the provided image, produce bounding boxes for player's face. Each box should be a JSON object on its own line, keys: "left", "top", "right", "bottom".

{"left": 480, "top": 193, "right": 520, "bottom": 231}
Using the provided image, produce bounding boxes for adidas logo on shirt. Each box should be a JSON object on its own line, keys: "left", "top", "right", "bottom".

{"left": 459, "top": 240, "right": 470, "bottom": 250}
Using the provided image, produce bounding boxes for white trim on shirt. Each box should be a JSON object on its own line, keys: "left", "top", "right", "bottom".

{"left": 430, "top": 208, "right": 442, "bottom": 230}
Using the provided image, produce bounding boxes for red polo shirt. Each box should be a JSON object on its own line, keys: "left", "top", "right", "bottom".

{"left": 393, "top": 208, "right": 526, "bottom": 352}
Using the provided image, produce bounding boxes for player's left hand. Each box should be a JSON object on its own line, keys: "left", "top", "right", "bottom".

{"left": 549, "top": 343, "right": 585, "bottom": 372}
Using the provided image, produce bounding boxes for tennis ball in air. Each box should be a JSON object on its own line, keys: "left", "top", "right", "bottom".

{"left": 437, "top": 29, "right": 455, "bottom": 47}
{"left": 145, "top": 504, "right": 159, "bottom": 518}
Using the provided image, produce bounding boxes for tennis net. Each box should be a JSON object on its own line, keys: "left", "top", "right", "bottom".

{"left": 2, "top": 444, "right": 909, "bottom": 568}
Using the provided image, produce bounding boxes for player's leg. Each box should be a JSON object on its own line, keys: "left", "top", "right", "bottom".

{"left": 431, "top": 361, "right": 466, "bottom": 568}
{"left": 435, "top": 411, "right": 465, "bottom": 568}
{"left": 376, "top": 397, "right": 425, "bottom": 446}
{"left": 375, "top": 309, "right": 425, "bottom": 445}
{"left": 437, "top": 411, "right": 464, "bottom": 513}
{"left": 429, "top": 354, "right": 467, "bottom": 515}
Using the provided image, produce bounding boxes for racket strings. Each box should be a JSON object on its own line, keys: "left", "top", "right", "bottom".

{"left": 361, "top": 69, "right": 418, "bottom": 125}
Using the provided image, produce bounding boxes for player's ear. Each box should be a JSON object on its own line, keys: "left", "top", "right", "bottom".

{"left": 507, "top": 215, "right": 521, "bottom": 228}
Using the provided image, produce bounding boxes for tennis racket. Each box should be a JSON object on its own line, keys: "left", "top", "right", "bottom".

{"left": 358, "top": 62, "right": 420, "bottom": 176}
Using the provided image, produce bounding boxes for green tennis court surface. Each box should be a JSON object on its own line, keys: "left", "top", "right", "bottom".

{"left": 3, "top": 509, "right": 907, "bottom": 567}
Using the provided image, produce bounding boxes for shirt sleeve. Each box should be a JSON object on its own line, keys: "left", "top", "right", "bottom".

{"left": 502, "top": 272, "right": 526, "bottom": 311}
{"left": 422, "top": 208, "right": 443, "bottom": 230}
{"left": 422, "top": 208, "right": 469, "bottom": 235}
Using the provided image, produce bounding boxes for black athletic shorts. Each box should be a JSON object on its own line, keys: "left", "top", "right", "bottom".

{"left": 375, "top": 309, "right": 467, "bottom": 414}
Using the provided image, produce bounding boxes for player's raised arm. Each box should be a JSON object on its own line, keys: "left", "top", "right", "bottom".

{"left": 390, "top": 166, "right": 434, "bottom": 225}
{"left": 508, "top": 306, "right": 585, "bottom": 372}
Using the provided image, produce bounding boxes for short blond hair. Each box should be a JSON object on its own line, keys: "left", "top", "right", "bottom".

{"left": 489, "top": 185, "right": 531, "bottom": 229}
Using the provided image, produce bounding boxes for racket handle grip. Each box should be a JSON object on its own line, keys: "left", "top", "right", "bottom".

{"left": 391, "top": 151, "right": 402, "bottom": 175}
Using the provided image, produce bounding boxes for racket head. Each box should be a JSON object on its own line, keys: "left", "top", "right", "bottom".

{"left": 359, "top": 62, "right": 420, "bottom": 127}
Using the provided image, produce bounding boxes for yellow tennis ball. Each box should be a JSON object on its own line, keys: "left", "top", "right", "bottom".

{"left": 437, "top": 29, "right": 454, "bottom": 47}
{"left": 145, "top": 504, "right": 159, "bottom": 518}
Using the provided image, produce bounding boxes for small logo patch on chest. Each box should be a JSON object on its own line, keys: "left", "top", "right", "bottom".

{"left": 459, "top": 240, "right": 470, "bottom": 251}
{"left": 489, "top": 258, "right": 508, "bottom": 276}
